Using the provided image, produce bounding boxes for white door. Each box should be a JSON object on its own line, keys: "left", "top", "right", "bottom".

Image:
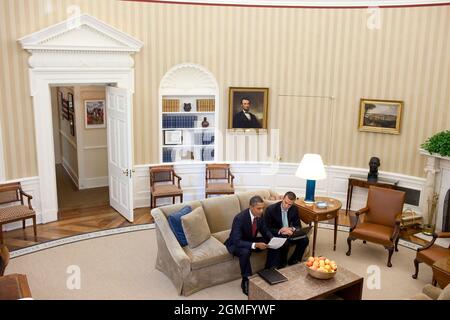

{"left": 106, "top": 86, "right": 134, "bottom": 222}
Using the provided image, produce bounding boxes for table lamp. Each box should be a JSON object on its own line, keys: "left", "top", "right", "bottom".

{"left": 295, "top": 154, "right": 327, "bottom": 204}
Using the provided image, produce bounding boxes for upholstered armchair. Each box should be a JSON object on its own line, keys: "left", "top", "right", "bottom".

{"left": 0, "top": 182, "right": 37, "bottom": 244}
{"left": 149, "top": 165, "right": 183, "bottom": 209}
{"left": 205, "top": 164, "right": 235, "bottom": 198}
{"left": 346, "top": 186, "right": 405, "bottom": 267}
{"left": 412, "top": 232, "right": 450, "bottom": 282}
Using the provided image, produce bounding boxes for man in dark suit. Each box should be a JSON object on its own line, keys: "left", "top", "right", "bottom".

{"left": 225, "top": 195, "right": 279, "bottom": 295}
{"left": 264, "top": 191, "right": 309, "bottom": 268}
{"left": 232, "top": 97, "right": 262, "bottom": 129}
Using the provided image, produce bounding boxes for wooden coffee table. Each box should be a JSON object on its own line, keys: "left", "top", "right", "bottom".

{"left": 432, "top": 257, "right": 450, "bottom": 288}
{"left": 248, "top": 263, "right": 363, "bottom": 300}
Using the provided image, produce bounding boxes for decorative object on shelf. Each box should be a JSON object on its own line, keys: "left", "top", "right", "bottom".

{"left": 358, "top": 98, "right": 403, "bottom": 134}
{"left": 201, "top": 117, "right": 209, "bottom": 128}
{"left": 295, "top": 154, "right": 327, "bottom": 204}
{"left": 181, "top": 150, "right": 194, "bottom": 160}
{"left": 84, "top": 100, "right": 106, "bottom": 129}
{"left": 421, "top": 130, "right": 450, "bottom": 157}
{"left": 400, "top": 208, "right": 422, "bottom": 229}
{"left": 228, "top": 87, "right": 269, "bottom": 129}
{"left": 164, "top": 130, "right": 183, "bottom": 145}
{"left": 67, "top": 92, "right": 74, "bottom": 112}
{"left": 422, "top": 192, "right": 439, "bottom": 236}
{"left": 69, "top": 113, "right": 75, "bottom": 136}
{"left": 162, "top": 99, "right": 180, "bottom": 112}
{"left": 196, "top": 99, "right": 215, "bottom": 112}
{"left": 367, "top": 156, "right": 380, "bottom": 182}
{"left": 183, "top": 103, "right": 192, "bottom": 112}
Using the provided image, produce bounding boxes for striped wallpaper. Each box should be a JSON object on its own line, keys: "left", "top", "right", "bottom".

{"left": 0, "top": 0, "right": 449, "bottom": 180}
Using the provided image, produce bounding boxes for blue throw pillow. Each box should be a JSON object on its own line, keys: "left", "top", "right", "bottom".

{"left": 167, "top": 206, "right": 192, "bottom": 247}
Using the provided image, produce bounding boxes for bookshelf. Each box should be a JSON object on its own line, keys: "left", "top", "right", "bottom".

{"left": 160, "top": 95, "right": 217, "bottom": 163}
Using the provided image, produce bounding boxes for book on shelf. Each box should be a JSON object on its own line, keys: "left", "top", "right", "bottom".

{"left": 196, "top": 99, "right": 215, "bottom": 112}
{"left": 163, "top": 99, "right": 180, "bottom": 112}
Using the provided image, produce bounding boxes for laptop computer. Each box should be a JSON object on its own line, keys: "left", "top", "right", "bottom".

{"left": 289, "top": 226, "right": 313, "bottom": 240}
{"left": 257, "top": 268, "right": 288, "bottom": 285}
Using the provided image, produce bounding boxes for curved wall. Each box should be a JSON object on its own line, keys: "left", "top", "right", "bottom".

{"left": 0, "top": 0, "right": 449, "bottom": 180}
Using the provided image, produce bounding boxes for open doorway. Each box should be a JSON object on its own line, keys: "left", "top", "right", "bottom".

{"left": 51, "top": 85, "right": 109, "bottom": 217}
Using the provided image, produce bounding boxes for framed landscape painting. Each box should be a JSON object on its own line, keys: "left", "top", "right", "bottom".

{"left": 85, "top": 100, "right": 106, "bottom": 129}
{"left": 358, "top": 99, "right": 403, "bottom": 134}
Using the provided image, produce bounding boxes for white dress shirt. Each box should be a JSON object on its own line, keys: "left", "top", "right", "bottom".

{"left": 249, "top": 209, "right": 257, "bottom": 250}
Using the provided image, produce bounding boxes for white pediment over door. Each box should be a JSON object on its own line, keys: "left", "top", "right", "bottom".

{"left": 19, "top": 14, "right": 143, "bottom": 69}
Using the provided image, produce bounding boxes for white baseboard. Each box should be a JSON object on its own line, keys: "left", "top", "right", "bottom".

{"left": 62, "top": 157, "right": 79, "bottom": 189}
{"left": 79, "top": 176, "right": 108, "bottom": 189}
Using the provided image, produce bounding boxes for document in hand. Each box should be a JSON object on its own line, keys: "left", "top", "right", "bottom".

{"left": 267, "top": 237, "right": 287, "bottom": 249}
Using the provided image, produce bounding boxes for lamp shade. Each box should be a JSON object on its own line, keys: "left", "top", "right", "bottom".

{"left": 295, "top": 154, "right": 327, "bottom": 180}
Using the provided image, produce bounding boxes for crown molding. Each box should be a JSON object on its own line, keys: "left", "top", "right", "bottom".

{"left": 129, "top": 0, "right": 450, "bottom": 8}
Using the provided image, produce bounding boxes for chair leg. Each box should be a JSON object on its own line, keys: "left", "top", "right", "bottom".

{"left": 346, "top": 237, "right": 353, "bottom": 256}
{"left": 0, "top": 225, "right": 3, "bottom": 245}
{"left": 22, "top": 220, "right": 26, "bottom": 229}
{"left": 363, "top": 240, "right": 366, "bottom": 244}
{"left": 387, "top": 246, "right": 394, "bottom": 267}
{"left": 412, "top": 258, "right": 420, "bottom": 279}
{"left": 150, "top": 194, "right": 153, "bottom": 209}
{"left": 172, "top": 196, "right": 175, "bottom": 205}
{"left": 180, "top": 194, "right": 183, "bottom": 203}
{"left": 32, "top": 216, "right": 37, "bottom": 242}
{"left": 395, "top": 237, "right": 399, "bottom": 252}
{"left": 432, "top": 278, "right": 437, "bottom": 286}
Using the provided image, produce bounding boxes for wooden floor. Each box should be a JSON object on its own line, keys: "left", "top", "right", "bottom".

{"left": 2, "top": 205, "right": 153, "bottom": 251}
{"left": 2, "top": 206, "right": 428, "bottom": 252}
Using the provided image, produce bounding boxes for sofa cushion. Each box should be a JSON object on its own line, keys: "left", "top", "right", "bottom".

{"left": 183, "top": 236, "right": 233, "bottom": 270}
{"left": 157, "top": 200, "right": 203, "bottom": 218}
{"left": 211, "top": 230, "right": 231, "bottom": 244}
{"left": 236, "top": 189, "right": 271, "bottom": 211}
{"left": 181, "top": 206, "right": 211, "bottom": 248}
{"left": 201, "top": 195, "right": 241, "bottom": 233}
{"left": 167, "top": 205, "right": 192, "bottom": 247}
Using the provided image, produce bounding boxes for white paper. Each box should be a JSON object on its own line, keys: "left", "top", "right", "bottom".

{"left": 267, "top": 237, "right": 287, "bottom": 249}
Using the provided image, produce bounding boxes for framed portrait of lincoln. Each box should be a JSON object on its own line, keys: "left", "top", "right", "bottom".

{"left": 228, "top": 87, "right": 269, "bottom": 130}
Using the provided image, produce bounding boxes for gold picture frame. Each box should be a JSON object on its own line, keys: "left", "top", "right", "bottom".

{"left": 228, "top": 87, "right": 269, "bottom": 130}
{"left": 358, "top": 98, "right": 403, "bottom": 134}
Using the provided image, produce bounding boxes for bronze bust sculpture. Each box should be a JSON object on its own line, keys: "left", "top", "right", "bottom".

{"left": 368, "top": 157, "right": 380, "bottom": 182}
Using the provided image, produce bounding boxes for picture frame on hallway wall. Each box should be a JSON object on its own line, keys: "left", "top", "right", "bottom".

{"left": 228, "top": 87, "right": 269, "bottom": 130}
{"left": 358, "top": 98, "right": 403, "bottom": 134}
{"left": 84, "top": 100, "right": 106, "bottom": 129}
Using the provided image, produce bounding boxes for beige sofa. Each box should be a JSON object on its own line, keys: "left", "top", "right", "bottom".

{"left": 152, "top": 189, "right": 311, "bottom": 296}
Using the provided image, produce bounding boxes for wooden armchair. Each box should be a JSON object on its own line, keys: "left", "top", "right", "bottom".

{"left": 1, "top": 245, "right": 10, "bottom": 276}
{"left": 205, "top": 164, "right": 235, "bottom": 198}
{"left": 0, "top": 182, "right": 37, "bottom": 244}
{"left": 346, "top": 186, "right": 405, "bottom": 267}
{"left": 149, "top": 165, "right": 183, "bottom": 208}
{"left": 412, "top": 232, "right": 450, "bottom": 282}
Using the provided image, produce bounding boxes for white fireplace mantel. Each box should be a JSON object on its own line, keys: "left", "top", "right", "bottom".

{"left": 420, "top": 149, "right": 450, "bottom": 232}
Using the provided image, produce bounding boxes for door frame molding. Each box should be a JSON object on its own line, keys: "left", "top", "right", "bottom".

{"left": 18, "top": 14, "right": 142, "bottom": 223}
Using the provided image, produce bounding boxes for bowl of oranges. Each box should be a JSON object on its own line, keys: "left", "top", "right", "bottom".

{"left": 305, "top": 256, "right": 337, "bottom": 280}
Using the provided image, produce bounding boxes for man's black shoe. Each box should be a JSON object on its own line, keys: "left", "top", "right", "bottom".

{"left": 241, "top": 278, "right": 249, "bottom": 296}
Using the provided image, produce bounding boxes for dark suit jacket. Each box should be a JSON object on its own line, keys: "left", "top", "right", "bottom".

{"left": 225, "top": 209, "right": 273, "bottom": 253}
{"left": 232, "top": 110, "right": 261, "bottom": 129}
{"left": 264, "top": 201, "right": 301, "bottom": 237}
